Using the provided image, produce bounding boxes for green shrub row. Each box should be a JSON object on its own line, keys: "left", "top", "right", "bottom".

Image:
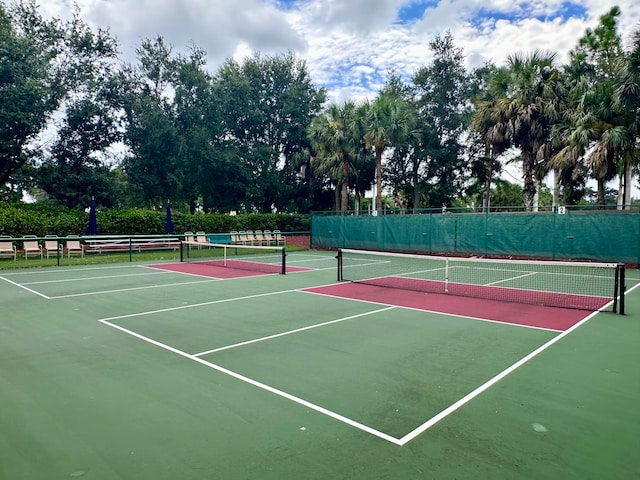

{"left": 0, "top": 203, "right": 310, "bottom": 237}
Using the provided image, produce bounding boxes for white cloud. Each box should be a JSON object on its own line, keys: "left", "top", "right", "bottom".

{"left": 20, "top": 0, "right": 640, "bottom": 103}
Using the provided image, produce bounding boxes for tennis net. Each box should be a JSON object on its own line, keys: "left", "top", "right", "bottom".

{"left": 180, "top": 242, "right": 286, "bottom": 274}
{"left": 337, "top": 249, "right": 625, "bottom": 313}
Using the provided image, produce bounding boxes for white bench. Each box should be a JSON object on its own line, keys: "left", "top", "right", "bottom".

{"left": 84, "top": 237, "right": 180, "bottom": 254}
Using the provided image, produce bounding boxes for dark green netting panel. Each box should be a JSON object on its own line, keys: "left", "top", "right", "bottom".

{"left": 311, "top": 212, "right": 640, "bottom": 263}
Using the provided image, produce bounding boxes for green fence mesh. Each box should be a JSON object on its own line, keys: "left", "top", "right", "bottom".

{"left": 311, "top": 211, "right": 640, "bottom": 264}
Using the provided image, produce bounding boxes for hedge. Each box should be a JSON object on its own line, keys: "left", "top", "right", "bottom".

{"left": 0, "top": 203, "right": 310, "bottom": 237}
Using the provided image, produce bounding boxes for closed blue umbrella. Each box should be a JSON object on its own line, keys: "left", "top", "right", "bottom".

{"left": 165, "top": 201, "right": 174, "bottom": 234}
{"left": 86, "top": 197, "right": 98, "bottom": 235}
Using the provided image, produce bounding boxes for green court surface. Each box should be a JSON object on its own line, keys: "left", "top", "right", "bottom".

{"left": 0, "top": 251, "right": 639, "bottom": 480}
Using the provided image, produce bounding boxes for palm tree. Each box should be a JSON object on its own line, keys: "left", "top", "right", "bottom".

{"left": 308, "top": 101, "right": 361, "bottom": 212}
{"left": 476, "top": 51, "right": 560, "bottom": 211}
{"left": 547, "top": 56, "right": 591, "bottom": 207}
{"left": 362, "top": 94, "right": 416, "bottom": 211}
{"left": 552, "top": 8, "right": 637, "bottom": 208}
{"left": 472, "top": 66, "right": 512, "bottom": 211}
{"left": 613, "top": 26, "right": 640, "bottom": 208}
{"left": 506, "top": 51, "right": 560, "bottom": 210}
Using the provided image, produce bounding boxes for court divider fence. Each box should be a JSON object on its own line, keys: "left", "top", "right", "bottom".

{"left": 311, "top": 210, "right": 640, "bottom": 265}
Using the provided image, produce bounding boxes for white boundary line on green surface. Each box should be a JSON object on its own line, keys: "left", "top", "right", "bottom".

{"left": 22, "top": 270, "right": 171, "bottom": 285}
{"left": 193, "top": 306, "right": 396, "bottom": 356}
{"left": 0, "top": 275, "right": 51, "bottom": 299}
{"left": 49, "top": 279, "right": 221, "bottom": 299}
{"left": 99, "top": 316, "right": 403, "bottom": 446}
{"left": 98, "top": 288, "right": 303, "bottom": 321}
{"left": 0, "top": 264, "right": 150, "bottom": 276}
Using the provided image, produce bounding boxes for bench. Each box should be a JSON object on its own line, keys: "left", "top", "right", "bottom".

{"left": 84, "top": 237, "right": 181, "bottom": 254}
{"left": 206, "top": 233, "right": 232, "bottom": 244}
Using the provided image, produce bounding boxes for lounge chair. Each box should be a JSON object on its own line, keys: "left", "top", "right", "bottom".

{"left": 44, "top": 235, "right": 60, "bottom": 259}
{"left": 0, "top": 236, "right": 16, "bottom": 261}
{"left": 65, "top": 237, "right": 84, "bottom": 257}
{"left": 273, "top": 230, "right": 286, "bottom": 246}
{"left": 23, "top": 235, "right": 43, "bottom": 259}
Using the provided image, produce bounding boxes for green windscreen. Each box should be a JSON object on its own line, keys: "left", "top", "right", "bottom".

{"left": 312, "top": 211, "right": 640, "bottom": 264}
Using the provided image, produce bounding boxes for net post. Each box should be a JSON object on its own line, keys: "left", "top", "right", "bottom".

{"left": 281, "top": 247, "right": 286, "bottom": 275}
{"left": 444, "top": 257, "right": 449, "bottom": 293}
{"left": 613, "top": 264, "right": 620, "bottom": 313}
{"left": 618, "top": 263, "right": 625, "bottom": 315}
{"left": 337, "top": 249, "right": 343, "bottom": 281}
{"left": 179, "top": 241, "right": 184, "bottom": 262}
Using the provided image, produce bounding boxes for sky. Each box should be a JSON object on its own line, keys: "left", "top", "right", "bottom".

{"left": 26, "top": 0, "right": 640, "bottom": 198}
{"left": 36, "top": 0, "right": 640, "bottom": 103}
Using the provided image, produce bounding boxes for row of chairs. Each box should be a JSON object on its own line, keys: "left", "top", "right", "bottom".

{"left": 184, "top": 231, "right": 210, "bottom": 247}
{"left": 0, "top": 235, "right": 84, "bottom": 261}
{"left": 230, "top": 230, "right": 285, "bottom": 246}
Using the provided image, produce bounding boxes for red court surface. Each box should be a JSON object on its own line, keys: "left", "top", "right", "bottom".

{"left": 304, "top": 282, "right": 593, "bottom": 331}
{"left": 148, "top": 261, "right": 310, "bottom": 278}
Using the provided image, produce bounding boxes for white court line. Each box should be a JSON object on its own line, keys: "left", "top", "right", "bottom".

{"left": 484, "top": 271, "right": 538, "bottom": 286}
{"left": 194, "top": 306, "right": 396, "bottom": 356}
{"left": 99, "top": 288, "right": 303, "bottom": 322}
{"left": 0, "top": 264, "right": 148, "bottom": 276}
{"left": 288, "top": 253, "right": 336, "bottom": 259}
{"left": 0, "top": 275, "right": 51, "bottom": 299}
{"left": 288, "top": 265, "right": 336, "bottom": 273}
{"left": 99, "top": 318, "right": 402, "bottom": 446}
{"left": 139, "top": 264, "right": 230, "bottom": 280}
{"left": 49, "top": 279, "right": 220, "bottom": 299}
{"left": 23, "top": 271, "right": 171, "bottom": 285}
{"left": 287, "top": 257, "right": 336, "bottom": 264}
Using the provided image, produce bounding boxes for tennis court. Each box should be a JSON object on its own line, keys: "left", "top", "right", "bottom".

{"left": 1, "top": 249, "right": 639, "bottom": 479}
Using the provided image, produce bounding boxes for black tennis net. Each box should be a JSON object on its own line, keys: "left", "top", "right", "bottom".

{"left": 337, "top": 249, "right": 625, "bottom": 313}
{"left": 181, "top": 241, "right": 286, "bottom": 274}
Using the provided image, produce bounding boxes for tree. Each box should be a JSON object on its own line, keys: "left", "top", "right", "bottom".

{"left": 470, "top": 63, "right": 509, "bottom": 211}
{"left": 612, "top": 24, "right": 640, "bottom": 208}
{"left": 308, "top": 101, "right": 362, "bottom": 212}
{"left": 361, "top": 94, "right": 416, "bottom": 211}
{"left": 172, "top": 47, "right": 243, "bottom": 213}
{"left": 213, "top": 52, "right": 326, "bottom": 212}
{"left": 490, "top": 179, "right": 524, "bottom": 207}
{"left": 411, "top": 32, "right": 473, "bottom": 207}
{"left": 553, "top": 7, "right": 636, "bottom": 208}
{"left": 120, "top": 38, "right": 235, "bottom": 212}
{"left": 477, "top": 51, "right": 560, "bottom": 211}
{"left": 37, "top": 96, "right": 122, "bottom": 208}
{"left": 0, "top": 1, "right": 118, "bottom": 200}
{"left": 120, "top": 37, "right": 182, "bottom": 208}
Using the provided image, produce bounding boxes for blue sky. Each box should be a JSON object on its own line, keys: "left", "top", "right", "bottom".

{"left": 39, "top": 0, "right": 639, "bottom": 102}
